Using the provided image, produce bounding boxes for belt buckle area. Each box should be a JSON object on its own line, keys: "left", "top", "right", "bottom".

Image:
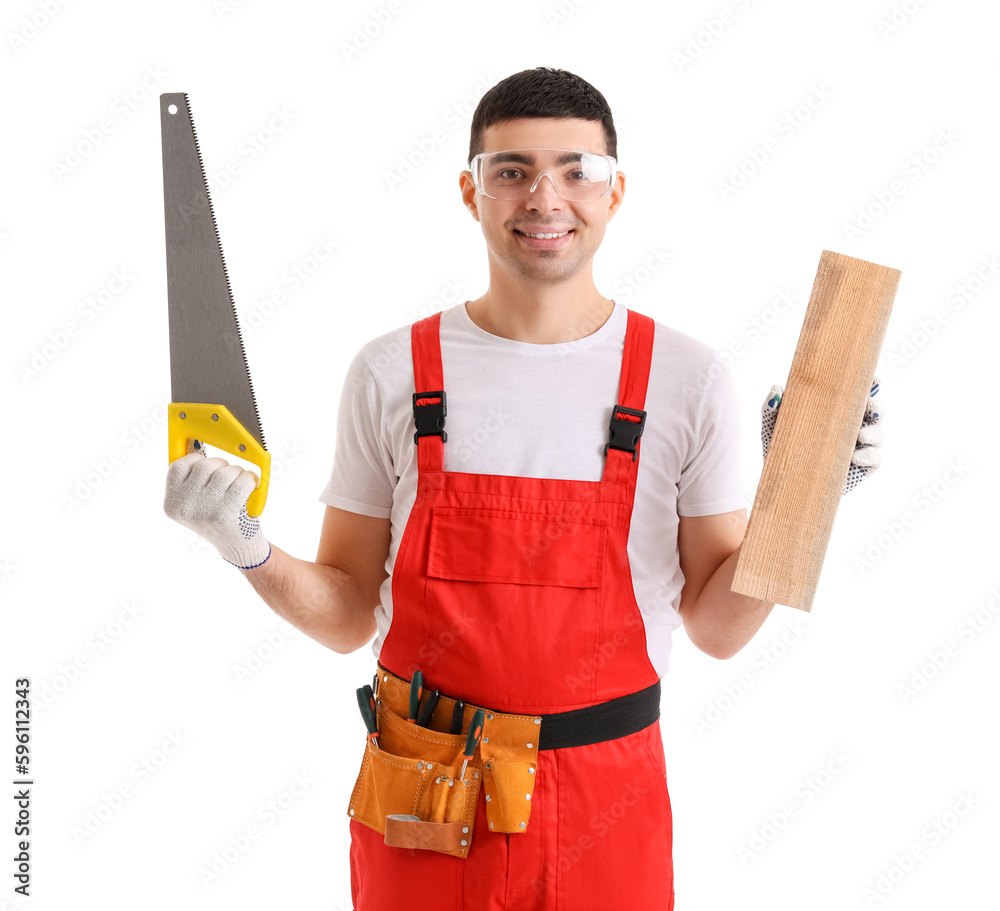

{"left": 412, "top": 390, "right": 447, "bottom": 444}
{"left": 605, "top": 404, "right": 647, "bottom": 461}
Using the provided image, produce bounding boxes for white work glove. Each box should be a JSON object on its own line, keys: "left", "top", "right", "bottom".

{"left": 761, "top": 377, "right": 883, "bottom": 496}
{"left": 163, "top": 442, "right": 272, "bottom": 569}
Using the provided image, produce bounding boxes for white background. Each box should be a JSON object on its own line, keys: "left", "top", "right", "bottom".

{"left": 2, "top": 0, "right": 998, "bottom": 908}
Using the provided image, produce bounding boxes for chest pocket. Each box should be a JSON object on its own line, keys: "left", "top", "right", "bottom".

{"left": 427, "top": 506, "right": 607, "bottom": 588}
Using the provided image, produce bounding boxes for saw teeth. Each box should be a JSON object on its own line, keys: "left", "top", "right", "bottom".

{"left": 183, "top": 93, "right": 266, "bottom": 451}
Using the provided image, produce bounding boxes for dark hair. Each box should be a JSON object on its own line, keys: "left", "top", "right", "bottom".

{"left": 468, "top": 67, "right": 617, "bottom": 166}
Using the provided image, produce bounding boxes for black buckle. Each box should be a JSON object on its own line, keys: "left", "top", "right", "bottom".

{"left": 605, "top": 404, "right": 646, "bottom": 461}
{"left": 412, "top": 390, "right": 447, "bottom": 444}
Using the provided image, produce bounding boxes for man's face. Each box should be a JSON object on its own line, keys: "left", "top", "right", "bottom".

{"left": 460, "top": 118, "right": 624, "bottom": 286}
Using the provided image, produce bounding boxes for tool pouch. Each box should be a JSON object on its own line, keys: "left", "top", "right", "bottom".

{"left": 347, "top": 681, "right": 481, "bottom": 859}
{"left": 477, "top": 710, "right": 541, "bottom": 836}
{"left": 348, "top": 667, "right": 543, "bottom": 853}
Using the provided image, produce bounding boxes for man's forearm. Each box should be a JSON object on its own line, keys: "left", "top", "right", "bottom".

{"left": 684, "top": 543, "right": 775, "bottom": 659}
{"left": 238, "top": 544, "right": 377, "bottom": 654}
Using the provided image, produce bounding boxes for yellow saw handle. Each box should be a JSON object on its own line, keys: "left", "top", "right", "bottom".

{"left": 168, "top": 402, "right": 270, "bottom": 517}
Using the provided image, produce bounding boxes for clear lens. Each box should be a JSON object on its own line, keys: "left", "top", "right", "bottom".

{"left": 475, "top": 149, "right": 615, "bottom": 201}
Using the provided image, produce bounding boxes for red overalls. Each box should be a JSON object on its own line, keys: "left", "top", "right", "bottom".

{"left": 350, "top": 308, "right": 674, "bottom": 909}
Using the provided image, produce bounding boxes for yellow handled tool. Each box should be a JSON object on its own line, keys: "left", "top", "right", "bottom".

{"left": 160, "top": 93, "right": 271, "bottom": 517}
{"left": 167, "top": 403, "right": 270, "bottom": 517}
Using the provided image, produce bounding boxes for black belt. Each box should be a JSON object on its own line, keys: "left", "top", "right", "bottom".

{"left": 536, "top": 681, "right": 661, "bottom": 750}
{"left": 379, "top": 664, "right": 661, "bottom": 751}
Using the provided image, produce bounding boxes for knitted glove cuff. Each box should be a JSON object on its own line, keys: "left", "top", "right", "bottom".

{"left": 215, "top": 506, "right": 272, "bottom": 569}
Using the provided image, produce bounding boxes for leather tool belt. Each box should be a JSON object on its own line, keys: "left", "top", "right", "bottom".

{"left": 347, "top": 665, "right": 661, "bottom": 859}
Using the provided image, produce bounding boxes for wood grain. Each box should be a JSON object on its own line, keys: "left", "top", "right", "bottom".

{"left": 731, "top": 250, "right": 901, "bottom": 611}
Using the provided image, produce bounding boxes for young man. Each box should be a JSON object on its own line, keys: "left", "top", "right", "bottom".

{"left": 165, "top": 67, "right": 882, "bottom": 909}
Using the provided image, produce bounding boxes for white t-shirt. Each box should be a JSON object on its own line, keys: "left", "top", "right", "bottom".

{"left": 319, "top": 301, "right": 746, "bottom": 676}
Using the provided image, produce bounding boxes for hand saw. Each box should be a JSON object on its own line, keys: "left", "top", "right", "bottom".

{"left": 159, "top": 93, "right": 270, "bottom": 517}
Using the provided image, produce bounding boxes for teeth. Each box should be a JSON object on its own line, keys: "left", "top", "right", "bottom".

{"left": 519, "top": 231, "right": 569, "bottom": 239}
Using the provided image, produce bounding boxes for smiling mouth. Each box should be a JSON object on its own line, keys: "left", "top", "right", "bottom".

{"left": 514, "top": 229, "right": 573, "bottom": 239}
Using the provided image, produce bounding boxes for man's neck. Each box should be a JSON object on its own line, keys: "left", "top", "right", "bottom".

{"left": 464, "top": 285, "right": 614, "bottom": 345}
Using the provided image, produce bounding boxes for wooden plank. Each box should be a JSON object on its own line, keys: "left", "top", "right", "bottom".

{"left": 731, "top": 250, "right": 901, "bottom": 611}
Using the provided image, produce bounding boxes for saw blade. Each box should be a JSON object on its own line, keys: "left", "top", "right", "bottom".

{"left": 160, "top": 92, "right": 266, "bottom": 451}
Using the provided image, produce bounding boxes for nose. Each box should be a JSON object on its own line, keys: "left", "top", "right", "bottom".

{"left": 526, "top": 171, "right": 563, "bottom": 207}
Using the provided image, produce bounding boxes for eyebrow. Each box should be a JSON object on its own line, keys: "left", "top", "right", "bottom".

{"left": 489, "top": 150, "right": 584, "bottom": 166}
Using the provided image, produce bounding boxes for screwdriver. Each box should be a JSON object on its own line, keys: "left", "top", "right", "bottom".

{"left": 460, "top": 708, "right": 485, "bottom": 781}
{"left": 356, "top": 685, "right": 379, "bottom": 750}
{"left": 416, "top": 689, "right": 440, "bottom": 727}
{"left": 408, "top": 670, "right": 424, "bottom": 724}
{"left": 449, "top": 700, "right": 465, "bottom": 735}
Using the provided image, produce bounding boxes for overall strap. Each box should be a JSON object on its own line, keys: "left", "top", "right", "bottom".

{"left": 410, "top": 311, "right": 446, "bottom": 473}
{"left": 601, "top": 309, "right": 655, "bottom": 487}
{"left": 410, "top": 308, "right": 655, "bottom": 482}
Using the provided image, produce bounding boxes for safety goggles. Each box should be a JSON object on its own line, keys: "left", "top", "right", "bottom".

{"left": 470, "top": 147, "right": 618, "bottom": 202}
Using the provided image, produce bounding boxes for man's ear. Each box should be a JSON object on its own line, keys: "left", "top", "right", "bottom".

{"left": 606, "top": 171, "right": 625, "bottom": 221}
{"left": 459, "top": 171, "right": 481, "bottom": 222}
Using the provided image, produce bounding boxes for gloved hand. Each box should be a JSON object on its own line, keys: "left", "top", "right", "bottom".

{"left": 761, "top": 377, "right": 883, "bottom": 496}
{"left": 163, "top": 442, "right": 272, "bottom": 569}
